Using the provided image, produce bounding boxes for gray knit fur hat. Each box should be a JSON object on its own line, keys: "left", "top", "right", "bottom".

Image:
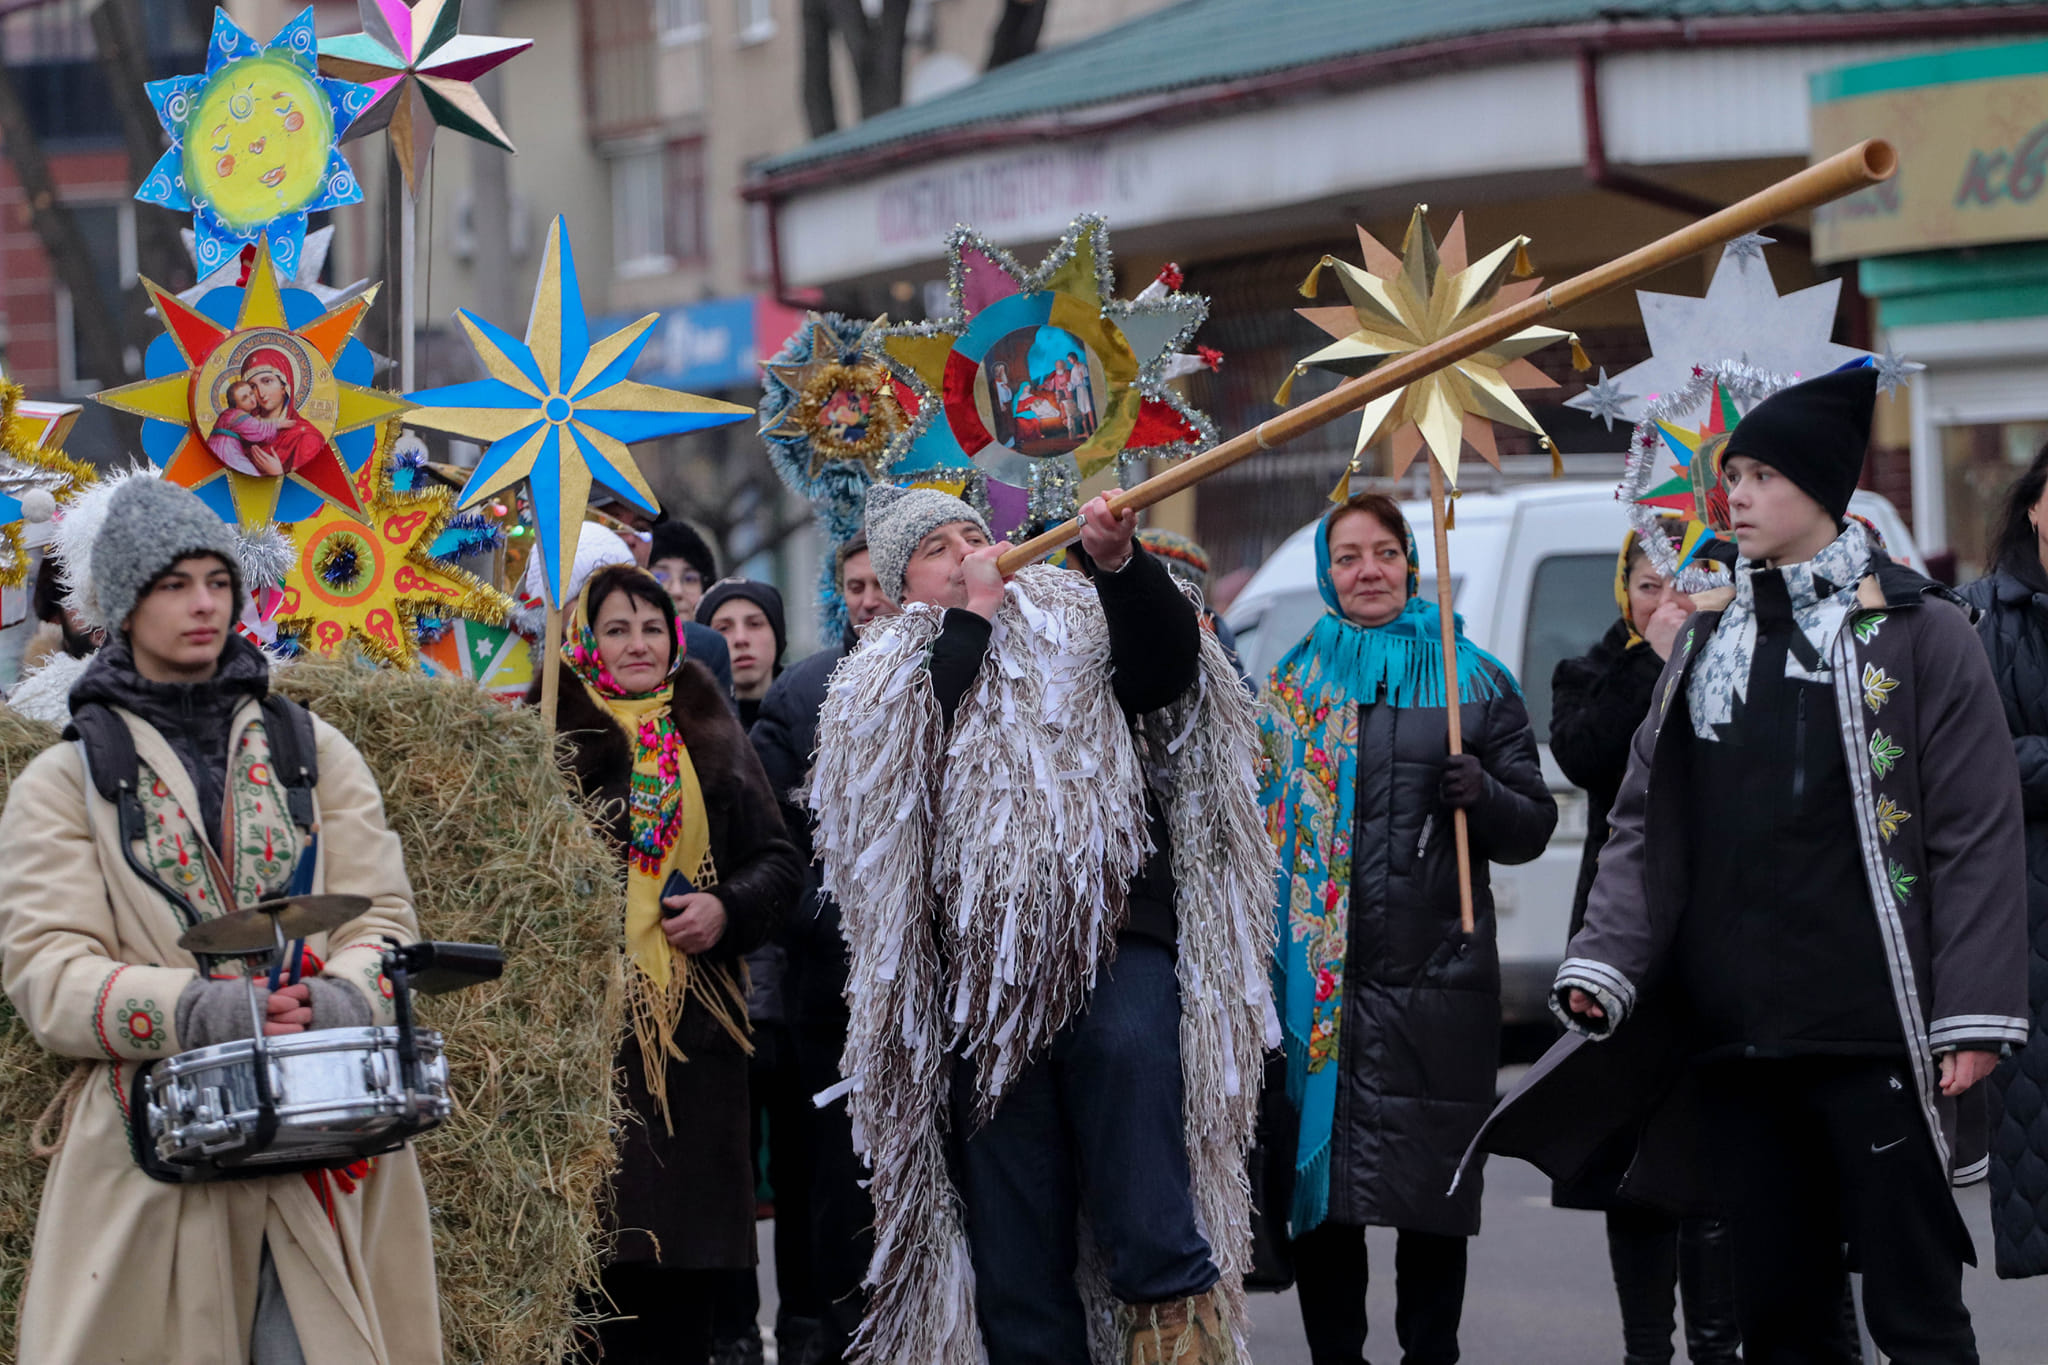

{"left": 90, "top": 478, "right": 244, "bottom": 632}
{"left": 863, "top": 483, "right": 992, "bottom": 603}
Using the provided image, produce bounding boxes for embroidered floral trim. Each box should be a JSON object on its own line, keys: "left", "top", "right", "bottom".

{"left": 92, "top": 965, "right": 129, "bottom": 1060}
{"left": 1854, "top": 614, "right": 1888, "bottom": 645}
{"left": 1875, "top": 795, "right": 1912, "bottom": 843}
{"left": 1869, "top": 730, "right": 1904, "bottom": 779}
{"left": 1888, "top": 858, "right": 1917, "bottom": 902}
{"left": 120, "top": 996, "right": 165, "bottom": 1052}
{"left": 1861, "top": 663, "right": 1898, "bottom": 713}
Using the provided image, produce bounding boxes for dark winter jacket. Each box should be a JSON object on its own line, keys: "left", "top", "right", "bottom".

{"left": 1469, "top": 556, "right": 2028, "bottom": 1211}
{"left": 1549, "top": 619, "right": 1665, "bottom": 937}
{"left": 750, "top": 637, "right": 851, "bottom": 1032}
{"left": 1324, "top": 662, "right": 1556, "bottom": 1236}
{"left": 927, "top": 546, "right": 1200, "bottom": 950}
{"left": 1962, "top": 562, "right": 2048, "bottom": 1277}
{"left": 542, "top": 656, "right": 803, "bottom": 1267}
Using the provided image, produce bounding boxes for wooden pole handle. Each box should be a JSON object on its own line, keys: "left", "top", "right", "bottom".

{"left": 1427, "top": 460, "right": 1477, "bottom": 935}
{"left": 994, "top": 138, "right": 1896, "bottom": 575}
{"left": 539, "top": 600, "right": 562, "bottom": 732}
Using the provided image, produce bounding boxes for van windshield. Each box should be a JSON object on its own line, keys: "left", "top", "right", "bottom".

{"left": 1521, "top": 553, "right": 1623, "bottom": 746}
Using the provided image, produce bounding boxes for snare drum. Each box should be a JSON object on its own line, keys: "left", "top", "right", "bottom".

{"left": 144, "top": 1026, "right": 450, "bottom": 1172}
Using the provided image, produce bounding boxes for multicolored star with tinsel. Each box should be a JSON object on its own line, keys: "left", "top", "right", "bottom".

{"left": 1618, "top": 359, "right": 1800, "bottom": 590}
{"left": 1284, "top": 207, "right": 1579, "bottom": 496}
{"left": 1633, "top": 377, "right": 1740, "bottom": 575}
{"left": 274, "top": 427, "right": 512, "bottom": 668}
{"left": 0, "top": 379, "right": 95, "bottom": 591}
{"left": 95, "top": 236, "right": 409, "bottom": 527}
{"left": 136, "top": 7, "right": 374, "bottom": 281}
{"left": 402, "top": 216, "right": 754, "bottom": 606}
{"left": 876, "top": 214, "right": 1216, "bottom": 534}
{"left": 318, "top": 0, "right": 532, "bottom": 199}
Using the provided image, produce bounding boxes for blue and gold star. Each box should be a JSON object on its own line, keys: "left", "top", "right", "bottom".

{"left": 402, "top": 217, "right": 754, "bottom": 606}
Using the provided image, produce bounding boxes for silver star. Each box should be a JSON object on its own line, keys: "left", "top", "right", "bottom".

{"left": 1724, "top": 233, "right": 1773, "bottom": 268}
{"left": 1872, "top": 347, "right": 1925, "bottom": 399}
{"left": 1566, "top": 367, "right": 1639, "bottom": 431}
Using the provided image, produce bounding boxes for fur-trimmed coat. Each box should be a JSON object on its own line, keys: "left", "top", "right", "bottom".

{"left": 1469, "top": 555, "right": 2028, "bottom": 1208}
{"left": 543, "top": 657, "right": 802, "bottom": 1267}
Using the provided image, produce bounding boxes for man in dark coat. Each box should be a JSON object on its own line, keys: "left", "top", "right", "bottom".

{"left": 1959, "top": 448, "right": 2048, "bottom": 1280}
{"left": 748, "top": 533, "right": 898, "bottom": 1363}
{"left": 1472, "top": 367, "right": 2029, "bottom": 1362}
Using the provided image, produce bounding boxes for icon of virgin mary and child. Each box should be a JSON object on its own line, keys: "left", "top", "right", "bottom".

{"left": 206, "top": 346, "right": 327, "bottom": 478}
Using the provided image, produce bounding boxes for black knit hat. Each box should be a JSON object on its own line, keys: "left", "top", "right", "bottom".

{"left": 695, "top": 577, "right": 787, "bottom": 668}
{"left": 649, "top": 519, "right": 717, "bottom": 586}
{"left": 1723, "top": 365, "right": 1878, "bottom": 522}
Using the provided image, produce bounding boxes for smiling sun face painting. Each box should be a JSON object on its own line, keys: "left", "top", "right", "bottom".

{"left": 183, "top": 56, "right": 336, "bottom": 233}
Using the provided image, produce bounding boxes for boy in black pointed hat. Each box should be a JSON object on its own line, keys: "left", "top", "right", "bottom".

{"left": 1471, "top": 365, "right": 2028, "bottom": 1362}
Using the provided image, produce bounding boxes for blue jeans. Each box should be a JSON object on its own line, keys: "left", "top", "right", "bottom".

{"left": 947, "top": 937, "right": 1218, "bottom": 1365}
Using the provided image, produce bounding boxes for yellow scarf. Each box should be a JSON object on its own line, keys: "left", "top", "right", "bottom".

{"left": 565, "top": 580, "right": 749, "bottom": 1129}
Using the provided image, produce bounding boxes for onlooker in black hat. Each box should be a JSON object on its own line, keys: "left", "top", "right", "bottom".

{"left": 1490, "top": 364, "right": 2027, "bottom": 1362}
{"left": 697, "top": 579, "right": 786, "bottom": 729}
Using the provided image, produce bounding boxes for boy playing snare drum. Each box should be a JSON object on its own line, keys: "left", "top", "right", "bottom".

{"left": 0, "top": 475, "right": 440, "bottom": 1364}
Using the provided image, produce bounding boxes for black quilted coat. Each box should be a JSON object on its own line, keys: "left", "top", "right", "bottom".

{"left": 1323, "top": 663, "right": 1557, "bottom": 1236}
{"left": 1961, "top": 563, "right": 2048, "bottom": 1278}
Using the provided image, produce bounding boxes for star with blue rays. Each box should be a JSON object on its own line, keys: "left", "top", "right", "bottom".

{"left": 137, "top": 7, "right": 375, "bottom": 282}
{"left": 403, "top": 216, "right": 753, "bottom": 606}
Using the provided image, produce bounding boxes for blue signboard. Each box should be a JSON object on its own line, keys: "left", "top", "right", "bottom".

{"left": 594, "top": 294, "right": 800, "bottom": 394}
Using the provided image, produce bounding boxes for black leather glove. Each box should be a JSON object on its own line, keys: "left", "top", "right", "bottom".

{"left": 1439, "top": 753, "right": 1485, "bottom": 809}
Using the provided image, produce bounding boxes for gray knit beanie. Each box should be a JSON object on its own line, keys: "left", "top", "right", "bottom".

{"left": 863, "top": 483, "right": 992, "bottom": 603}
{"left": 92, "top": 478, "right": 244, "bottom": 632}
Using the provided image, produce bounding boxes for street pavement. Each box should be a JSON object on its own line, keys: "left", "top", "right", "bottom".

{"left": 754, "top": 1068, "right": 2048, "bottom": 1364}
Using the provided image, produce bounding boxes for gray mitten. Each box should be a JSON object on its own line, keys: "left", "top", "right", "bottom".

{"left": 175, "top": 978, "right": 266, "bottom": 1050}
{"left": 304, "top": 977, "right": 374, "bottom": 1031}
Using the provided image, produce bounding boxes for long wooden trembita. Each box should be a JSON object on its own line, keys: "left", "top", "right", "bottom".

{"left": 995, "top": 139, "right": 1897, "bottom": 574}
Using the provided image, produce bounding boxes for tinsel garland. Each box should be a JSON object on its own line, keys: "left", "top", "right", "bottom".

{"left": 1619, "top": 359, "right": 1797, "bottom": 591}
{"left": 808, "top": 565, "right": 1273, "bottom": 1365}
{"left": 273, "top": 424, "right": 514, "bottom": 668}
{"left": 0, "top": 378, "right": 95, "bottom": 590}
{"left": 759, "top": 313, "right": 899, "bottom": 644}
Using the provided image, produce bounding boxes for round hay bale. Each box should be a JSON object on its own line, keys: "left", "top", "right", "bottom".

{"left": 0, "top": 658, "right": 625, "bottom": 1363}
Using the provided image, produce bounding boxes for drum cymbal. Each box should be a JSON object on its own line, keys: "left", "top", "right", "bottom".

{"left": 177, "top": 894, "right": 374, "bottom": 956}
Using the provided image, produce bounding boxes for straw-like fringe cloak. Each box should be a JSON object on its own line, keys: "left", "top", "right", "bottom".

{"left": 809, "top": 564, "right": 1276, "bottom": 1365}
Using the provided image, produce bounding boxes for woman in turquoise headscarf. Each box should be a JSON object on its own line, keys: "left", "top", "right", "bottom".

{"left": 1259, "top": 492, "right": 1556, "bottom": 1365}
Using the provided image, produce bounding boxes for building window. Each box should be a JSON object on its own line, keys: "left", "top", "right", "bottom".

{"left": 744, "top": 200, "right": 773, "bottom": 283}
{"left": 735, "top": 0, "right": 774, "bottom": 45}
{"left": 611, "top": 148, "right": 670, "bottom": 277}
{"left": 667, "top": 139, "right": 707, "bottom": 265}
{"left": 657, "top": 0, "right": 705, "bottom": 44}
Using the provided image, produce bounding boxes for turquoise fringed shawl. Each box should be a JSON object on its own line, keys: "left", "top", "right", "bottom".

{"left": 1256, "top": 510, "right": 1517, "bottom": 1236}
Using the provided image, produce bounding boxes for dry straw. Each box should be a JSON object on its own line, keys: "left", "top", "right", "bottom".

{"left": 0, "top": 655, "right": 626, "bottom": 1363}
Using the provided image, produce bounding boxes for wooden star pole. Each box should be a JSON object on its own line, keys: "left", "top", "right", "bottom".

{"left": 995, "top": 139, "right": 1897, "bottom": 575}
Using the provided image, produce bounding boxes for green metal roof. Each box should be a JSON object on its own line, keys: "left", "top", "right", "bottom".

{"left": 754, "top": 0, "right": 2046, "bottom": 179}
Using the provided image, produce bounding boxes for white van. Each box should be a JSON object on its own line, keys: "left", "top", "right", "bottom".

{"left": 1223, "top": 480, "right": 1922, "bottom": 1025}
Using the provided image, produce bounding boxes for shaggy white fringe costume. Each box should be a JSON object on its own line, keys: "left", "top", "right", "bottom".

{"left": 809, "top": 564, "right": 1275, "bottom": 1365}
